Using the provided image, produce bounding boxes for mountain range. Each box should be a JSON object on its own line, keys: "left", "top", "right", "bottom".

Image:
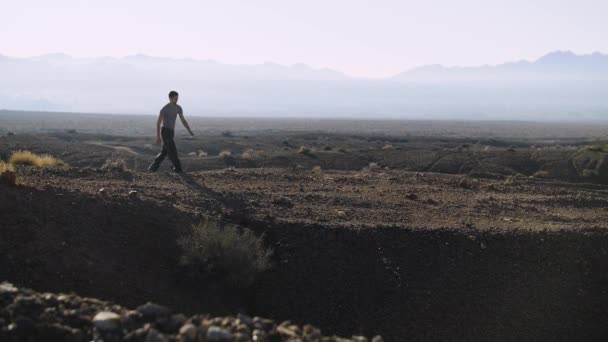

{"left": 392, "top": 51, "right": 608, "bottom": 82}
{"left": 1, "top": 51, "right": 607, "bottom": 119}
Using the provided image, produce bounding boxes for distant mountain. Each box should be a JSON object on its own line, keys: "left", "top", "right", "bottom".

{"left": 392, "top": 51, "right": 608, "bottom": 82}
{"left": 0, "top": 53, "right": 349, "bottom": 81}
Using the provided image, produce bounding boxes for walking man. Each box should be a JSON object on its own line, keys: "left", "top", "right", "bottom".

{"left": 148, "top": 90, "right": 194, "bottom": 173}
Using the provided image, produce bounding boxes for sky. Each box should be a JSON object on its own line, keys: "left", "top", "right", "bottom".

{"left": 1, "top": 0, "right": 607, "bottom": 78}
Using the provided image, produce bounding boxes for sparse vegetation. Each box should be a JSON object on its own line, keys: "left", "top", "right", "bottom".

{"left": 312, "top": 165, "right": 322, "bottom": 173}
{"left": 298, "top": 146, "right": 315, "bottom": 157}
{"left": 382, "top": 144, "right": 395, "bottom": 150}
{"left": 241, "top": 148, "right": 256, "bottom": 159}
{"left": 178, "top": 218, "right": 272, "bottom": 288}
{"left": 9, "top": 150, "right": 66, "bottom": 167}
{"left": 219, "top": 150, "right": 232, "bottom": 157}
{"left": 101, "top": 158, "right": 129, "bottom": 172}
{"left": 0, "top": 160, "right": 16, "bottom": 186}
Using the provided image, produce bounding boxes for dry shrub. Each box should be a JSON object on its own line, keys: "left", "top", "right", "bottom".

{"left": 312, "top": 165, "right": 322, "bottom": 173}
{"left": 0, "top": 161, "right": 16, "bottom": 186}
{"left": 219, "top": 150, "right": 232, "bottom": 157}
{"left": 382, "top": 144, "right": 396, "bottom": 150}
{"left": 9, "top": 150, "right": 66, "bottom": 167}
{"left": 298, "top": 146, "right": 314, "bottom": 157}
{"left": 101, "top": 158, "right": 129, "bottom": 172}
{"left": 178, "top": 218, "right": 272, "bottom": 288}
{"left": 241, "top": 149, "right": 255, "bottom": 159}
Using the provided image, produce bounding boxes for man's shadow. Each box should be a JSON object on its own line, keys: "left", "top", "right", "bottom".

{"left": 169, "top": 172, "right": 254, "bottom": 220}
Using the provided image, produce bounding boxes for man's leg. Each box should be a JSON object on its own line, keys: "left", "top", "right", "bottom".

{"left": 148, "top": 128, "right": 170, "bottom": 172}
{"left": 148, "top": 147, "right": 167, "bottom": 172}
{"left": 166, "top": 137, "right": 183, "bottom": 172}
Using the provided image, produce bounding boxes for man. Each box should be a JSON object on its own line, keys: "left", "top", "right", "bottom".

{"left": 148, "top": 91, "right": 194, "bottom": 173}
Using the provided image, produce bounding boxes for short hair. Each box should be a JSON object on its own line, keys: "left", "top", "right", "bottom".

{"left": 168, "top": 90, "right": 179, "bottom": 98}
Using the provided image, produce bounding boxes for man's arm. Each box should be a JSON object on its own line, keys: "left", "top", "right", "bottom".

{"left": 156, "top": 112, "right": 163, "bottom": 144}
{"left": 179, "top": 112, "right": 194, "bottom": 136}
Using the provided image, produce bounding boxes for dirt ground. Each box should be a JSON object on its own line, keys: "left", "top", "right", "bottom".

{"left": 2, "top": 112, "right": 608, "bottom": 341}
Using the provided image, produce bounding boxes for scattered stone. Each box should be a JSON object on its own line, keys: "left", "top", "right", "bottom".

{"left": 0, "top": 284, "right": 377, "bottom": 342}
{"left": 137, "top": 302, "right": 171, "bottom": 318}
{"left": 93, "top": 311, "right": 121, "bottom": 331}
{"left": 336, "top": 210, "right": 348, "bottom": 219}
{"left": 128, "top": 190, "right": 138, "bottom": 198}
{"left": 352, "top": 336, "right": 368, "bottom": 342}
{"left": 98, "top": 188, "right": 106, "bottom": 194}
{"left": 237, "top": 313, "right": 253, "bottom": 327}
{"left": 272, "top": 196, "right": 293, "bottom": 208}
{"left": 371, "top": 335, "right": 385, "bottom": 342}
{"left": 207, "top": 326, "right": 233, "bottom": 341}
{"left": 458, "top": 178, "right": 471, "bottom": 189}
{"left": 178, "top": 323, "right": 198, "bottom": 341}
{"left": 146, "top": 328, "right": 169, "bottom": 342}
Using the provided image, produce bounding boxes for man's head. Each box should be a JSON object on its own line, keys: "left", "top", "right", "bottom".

{"left": 168, "top": 90, "right": 179, "bottom": 104}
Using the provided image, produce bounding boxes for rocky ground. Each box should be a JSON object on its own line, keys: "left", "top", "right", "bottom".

{"left": 3, "top": 118, "right": 608, "bottom": 341}
{"left": 0, "top": 282, "right": 383, "bottom": 342}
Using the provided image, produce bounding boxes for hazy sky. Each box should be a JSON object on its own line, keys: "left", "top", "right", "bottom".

{"left": 1, "top": 0, "right": 607, "bottom": 77}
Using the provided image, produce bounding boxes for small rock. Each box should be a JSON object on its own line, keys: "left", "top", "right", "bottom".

{"left": 352, "top": 336, "right": 368, "bottom": 342}
{"left": 458, "top": 178, "right": 471, "bottom": 188}
{"left": 178, "top": 323, "right": 198, "bottom": 341}
{"left": 272, "top": 196, "right": 293, "bottom": 208}
{"left": 406, "top": 193, "right": 418, "bottom": 200}
{"left": 128, "top": 190, "right": 138, "bottom": 198}
{"left": 93, "top": 311, "right": 121, "bottom": 331}
{"left": 236, "top": 313, "right": 253, "bottom": 327}
{"left": 137, "top": 302, "right": 171, "bottom": 318}
{"left": 371, "top": 335, "right": 384, "bottom": 342}
{"left": 98, "top": 188, "right": 106, "bottom": 194}
{"left": 146, "top": 328, "right": 169, "bottom": 342}
{"left": 252, "top": 329, "right": 266, "bottom": 341}
{"left": 336, "top": 210, "right": 347, "bottom": 219}
{"left": 207, "top": 326, "right": 233, "bottom": 341}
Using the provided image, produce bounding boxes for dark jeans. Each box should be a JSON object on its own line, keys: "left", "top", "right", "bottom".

{"left": 149, "top": 127, "right": 182, "bottom": 172}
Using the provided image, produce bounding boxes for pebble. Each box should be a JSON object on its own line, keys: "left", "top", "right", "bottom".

{"left": 207, "top": 326, "right": 233, "bottom": 341}
{"left": 178, "top": 323, "right": 198, "bottom": 341}
{"left": 146, "top": 328, "right": 169, "bottom": 342}
{"left": 128, "top": 190, "right": 138, "bottom": 198}
{"left": 93, "top": 311, "right": 121, "bottom": 331}
{"left": 137, "top": 302, "right": 171, "bottom": 318}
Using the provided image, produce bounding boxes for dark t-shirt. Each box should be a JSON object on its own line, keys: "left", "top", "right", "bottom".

{"left": 160, "top": 103, "right": 183, "bottom": 130}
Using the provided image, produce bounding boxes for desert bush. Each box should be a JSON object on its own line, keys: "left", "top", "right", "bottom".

{"left": 9, "top": 150, "right": 66, "bottom": 167}
{"left": 241, "top": 149, "right": 255, "bottom": 159}
{"left": 312, "top": 165, "right": 322, "bottom": 173}
{"left": 219, "top": 150, "right": 232, "bottom": 157}
{"left": 298, "top": 146, "right": 316, "bottom": 157}
{"left": 178, "top": 218, "right": 272, "bottom": 288}
{"left": 382, "top": 144, "right": 396, "bottom": 150}
{"left": 0, "top": 161, "right": 16, "bottom": 186}
{"left": 101, "top": 158, "right": 129, "bottom": 172}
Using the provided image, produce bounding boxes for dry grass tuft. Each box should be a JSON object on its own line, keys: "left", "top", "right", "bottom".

{"left": 241, "top": 148, "right": 258, "bottom": 159}
{"left": 0, "top": 161, "right": 16, "bottom": 186}
{"left": 9, "top": 150, "right": 66, "bottom": 167}
{"left": 101, "top": 158, "right": 129, "bottom": 172}
{"left": 382, "top": 144, "right": 396, "bottom": 150}
{"left": 178, "top": 217, "right": 272, "bottom": 288}
{"left": 312, "top": 165, "right": 322, "bottom": 173}
{"left": 219, "top": 150, "right": 232, "bottom": 157}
